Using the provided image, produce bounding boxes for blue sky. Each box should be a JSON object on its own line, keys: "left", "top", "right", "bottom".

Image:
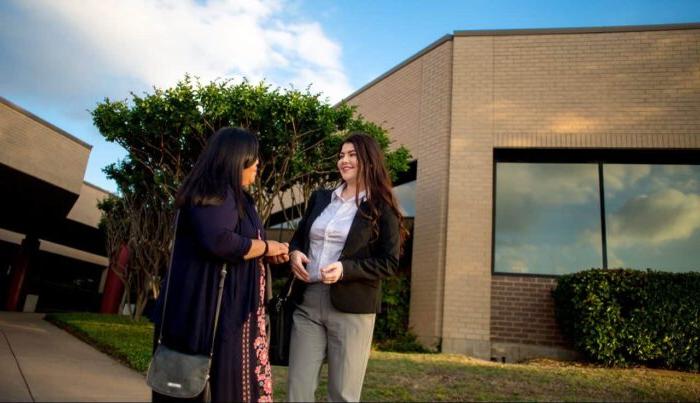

{"left": 1, "top": 0, "right": 699, "bottom": 193}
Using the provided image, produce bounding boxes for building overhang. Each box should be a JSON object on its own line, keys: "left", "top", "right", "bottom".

{"left": 0, "top": 97, "right": 110, "bottom": 256}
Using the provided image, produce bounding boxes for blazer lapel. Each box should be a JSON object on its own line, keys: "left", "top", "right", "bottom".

{"left": 303, "top": 190, "right": 332, "bottom": 248}
{"left": 340, "top": 200, "right": 369, "bottom": 258}
{"left": 311, "top": 190, "right": 332, "bottom": 224}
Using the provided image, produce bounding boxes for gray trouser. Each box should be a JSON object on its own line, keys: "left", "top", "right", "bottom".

{"left": 287, "top": 283, "right": 376, "bottom": 402}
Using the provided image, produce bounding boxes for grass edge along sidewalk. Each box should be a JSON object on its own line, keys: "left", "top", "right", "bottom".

{"left": 45, "top": 312, "right": 700, "bottom": 402}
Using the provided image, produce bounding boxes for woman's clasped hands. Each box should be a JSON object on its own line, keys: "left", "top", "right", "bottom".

{"left": 289, "top": 250, "right": 342, "bottom": 284}
{"left": 265, "top": 240, "right": 290, "bottom": 265}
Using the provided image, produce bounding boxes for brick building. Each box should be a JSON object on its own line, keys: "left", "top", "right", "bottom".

{"left": 0, "top": 97, "right": 113, "bottom": 313}
{"left": 344, "top": 23, "right": 700, "bottom": 361}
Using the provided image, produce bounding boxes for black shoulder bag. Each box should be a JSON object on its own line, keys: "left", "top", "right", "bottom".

{"left": 146, "top": 211, "right": 228, "bottom": 400}
{"left": 267, "top": 275, "right": 296, "bottom": 366}
{"left": 267, "top": 190, "right": 320, "bottom": 366}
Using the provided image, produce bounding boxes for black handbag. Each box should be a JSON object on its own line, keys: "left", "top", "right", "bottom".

{"left": 146, "top": 211, "right": 228, "bottom": 400}
{"left": 267, "top": 276, "right": 296, "bottom": 366}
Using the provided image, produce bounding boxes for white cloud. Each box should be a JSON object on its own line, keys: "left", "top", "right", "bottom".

{"left": 497, "top": 163, "right": 599, "bottom": 205}
{"left": 605, "top": 164, "right": 700, "bottom": 196}
{"left": 649, "top": 165, "right": 700, "bottom": 194}
{"left": 607, "top": 189, "right": 700, "bottom": 246}
{"left": 6, "top": 0, "right": 352, "bottom": 103}
{"left": 604, "top": 164, "right": 651, "bottom": 194}
{"left": 286, "top": 22, "right": 342, "bottom": 69}
{"left": 495, "top": 163, "right": 601, "bottom": 234}
{"left": 495, "top": 240, "right": 602, "bottom": 275}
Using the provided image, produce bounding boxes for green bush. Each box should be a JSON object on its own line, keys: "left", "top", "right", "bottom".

{"left": 372, "top": 273, "right": 431, "bottom": 352}
{"left": 552, "top": 268, "right": 700, "bottom": 372}
{"left": 373, "top": 331, "right": 431, "bottom": 353}
{"left": 374, "top": 274, "right": 410, "bottom": 341}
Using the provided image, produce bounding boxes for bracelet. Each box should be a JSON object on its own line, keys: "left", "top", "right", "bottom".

{"left": 262, "top": 240, "right": 269, "bottom": 257}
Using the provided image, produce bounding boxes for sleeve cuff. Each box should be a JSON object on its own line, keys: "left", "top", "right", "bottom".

{"left": 239, "top": 236, "right": 253, "bottom": 257}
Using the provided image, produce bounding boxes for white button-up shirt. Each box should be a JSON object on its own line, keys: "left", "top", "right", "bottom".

{"left": 306, "top": 186, "right": 366, "bottom": 283}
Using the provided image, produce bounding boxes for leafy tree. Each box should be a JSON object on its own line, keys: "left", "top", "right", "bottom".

{"left": 93, "top": 76, "right": 411, "bottom": 320}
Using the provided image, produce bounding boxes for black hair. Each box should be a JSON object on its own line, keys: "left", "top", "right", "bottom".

{"left": 175, "top": 127, "right": 258, "bottom": 213}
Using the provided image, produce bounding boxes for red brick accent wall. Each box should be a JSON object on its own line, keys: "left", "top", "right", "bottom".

{"left": 491, "top": 275, "right": 569, "bottom": 347}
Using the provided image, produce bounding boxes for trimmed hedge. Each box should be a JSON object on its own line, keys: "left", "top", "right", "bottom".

{"left": 374, "top": 274, "right": 431, "bottom": 353}
{"left": 552, "top": 268, "right": 700, "bottom": 372}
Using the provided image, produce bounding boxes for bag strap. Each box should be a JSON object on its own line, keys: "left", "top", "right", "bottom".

{"left": 208, "top": 263, "right": 227, "bottom": 358}
{"left": 286, "top": 276, "right": 296, "bottom": 298}
{"left": 158, "top": 210, "right": 228, "bottom": 360}
{"left": 157, "top": 210, "right": 180, "bottom": 344}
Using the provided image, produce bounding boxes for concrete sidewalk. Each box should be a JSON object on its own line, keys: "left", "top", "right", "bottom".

{"left": 0, "top": 312, "right": 150, "bottom": 402}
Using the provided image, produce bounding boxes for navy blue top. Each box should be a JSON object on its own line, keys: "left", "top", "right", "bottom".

{"left": 155, "top": 190, "right": 264, "bottom": 355}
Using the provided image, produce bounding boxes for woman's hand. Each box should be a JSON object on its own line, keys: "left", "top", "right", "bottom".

{"left": 289, "top": 250, "right": 310, "bottom": 282}
{"left": 265, "top": 240, "right": 289, "bottom": 257}
{"left": 320, "top": 261, "right": 343, "bottom": 284}
{"left": 266, "top": 253, "right": 289, "bottom": 265}
{"left": 244, "top": 240, "right": 288, "bottom": 261}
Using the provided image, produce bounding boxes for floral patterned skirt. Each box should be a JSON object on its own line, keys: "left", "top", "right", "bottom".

{"left": 209, "top": 262, "right": 272, "bottom": 402}
{"left": 153, "top": 262, "right": 272, "bottom": 403}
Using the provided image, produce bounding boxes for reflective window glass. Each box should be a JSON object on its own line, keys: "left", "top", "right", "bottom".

{"left": 394, "top": 180, "right": 416, "bottom": 218}
{"left": 494, "top": 163, "right": 603, "bottom": 275}
{"left": 604, "top": 164, "right": 700, "bottom": 272}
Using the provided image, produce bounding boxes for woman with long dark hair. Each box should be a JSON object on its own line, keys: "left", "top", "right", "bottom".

{"left": 286, "top": 132, "right": 407, "bottom": 401}
{"left": 153, "top": 127, "right": 288, "bottom": 402}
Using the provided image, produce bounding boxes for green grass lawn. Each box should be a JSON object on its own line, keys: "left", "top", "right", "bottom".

{"left": 46, "top": 312, "right": 700, "bottom": 402}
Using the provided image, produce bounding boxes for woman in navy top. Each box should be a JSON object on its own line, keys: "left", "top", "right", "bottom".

{"left": 153, "top": 127, "right": 289, "bottom": 402}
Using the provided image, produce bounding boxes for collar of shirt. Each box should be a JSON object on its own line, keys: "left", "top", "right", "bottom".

{"left": 332, "top": 185, "right": 367, "bottom": 204}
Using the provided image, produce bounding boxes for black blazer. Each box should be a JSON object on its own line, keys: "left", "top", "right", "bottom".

{"left": 289, "top": 189, "right": 400, "bottom": 313}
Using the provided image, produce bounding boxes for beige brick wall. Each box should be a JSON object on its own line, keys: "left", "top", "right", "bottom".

{"left": 347, "top": 41, "right": 453, "bottom": 347}
{"left": 346, "top": 25, "right": 700, "bottom": 359}
{"left": 66, "top": 183, "right": 112, "bottom": 228}
{"left": 443, "top": 36, "right": 495, "bottom": 358}
{"left": 0, "top": 100, "right": 90, "bottom": 195}
{"left": 446, "top": 27, "right": 700, "bottom": 359}
{"left": 492, "top": 29, "right": 700, "bottom": 147}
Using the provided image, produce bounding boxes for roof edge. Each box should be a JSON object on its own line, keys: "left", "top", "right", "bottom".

{"left": 0, "top": 96, "right": 93, "bottom": 150}
{"left": 83, "top": 180, "right": 118, "bottom": 197}
{"left": 453, "top": 22, "right": 700, "bottom": 37}
{"left": 339, "top": 23, "right": 700, "bottom": 105}
{"left": 340, "top": 34, "right": 453, "bottom": 104}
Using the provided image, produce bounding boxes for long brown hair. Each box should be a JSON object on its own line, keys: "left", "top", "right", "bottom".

{"left": 175, "top": 127, "right": 259, "bottom": 214}
{"left": 340, "top": 132, "right": 409, "bottom": 252}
